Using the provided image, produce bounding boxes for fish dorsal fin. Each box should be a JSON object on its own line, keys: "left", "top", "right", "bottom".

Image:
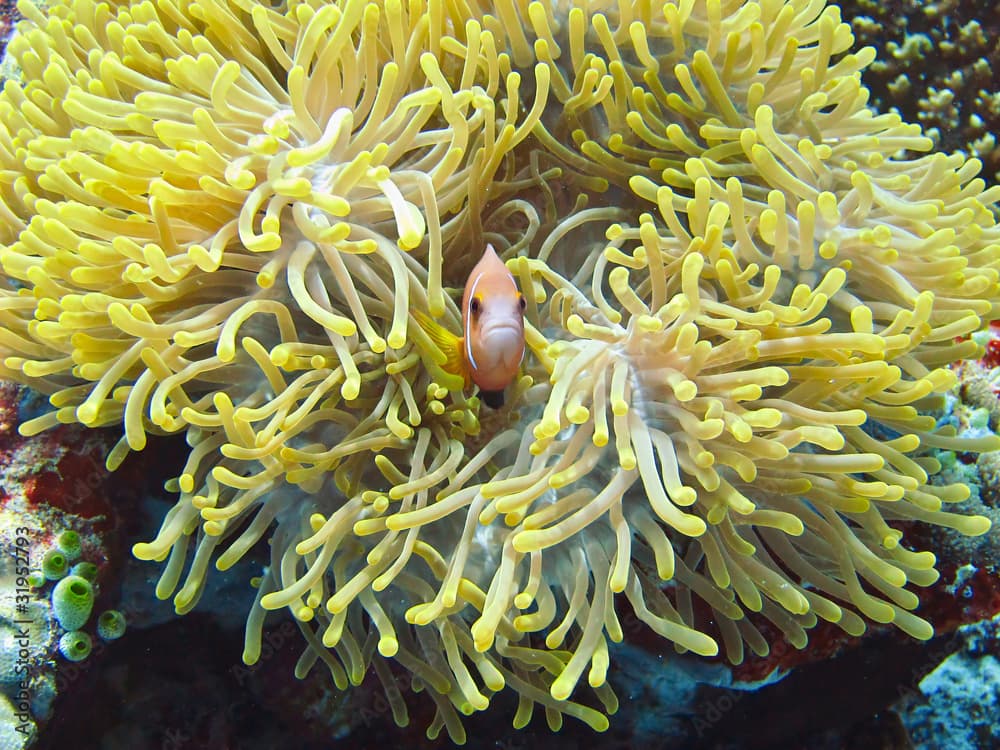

{"left": 412, "top": 310, "right": 469, "bottom": 386}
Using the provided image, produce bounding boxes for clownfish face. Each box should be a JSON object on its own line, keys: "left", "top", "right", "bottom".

{"left": 462, "top": 245, "right": 526, "bottom": 394}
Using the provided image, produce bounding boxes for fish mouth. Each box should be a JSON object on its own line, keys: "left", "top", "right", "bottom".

{"left": 481, "top": 321, "right": 523, "bottom": 340}
{"left": 478, "top": 322, "right": 525, "bottom": 370}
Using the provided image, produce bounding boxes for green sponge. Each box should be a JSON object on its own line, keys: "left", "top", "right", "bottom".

{"left": 58, "top": 631, "right": 92, "bottom": 662}
{"left": 27, "top": 571, "right": 46, "bottom": 589}
{"left": 70, "top": 562, "right": 98, "bottom": 582}
{"left": 42, "top": 548, "right": 69, "bottom": 580}
{"left": 55, "top": 530, "right": 82, "bottom": 561}
{"left": 96, "top": 610, "right": 127, "bottom": 641}
{"left": 51, "top": 575, "right": 94, "bottom": 631}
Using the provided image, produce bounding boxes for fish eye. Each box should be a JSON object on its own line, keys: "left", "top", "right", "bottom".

{"left": 518, "top": 295, "right": 526, "bottom": 310}
{"left": 470, "top": 297, "right": 481, "bottom": 314}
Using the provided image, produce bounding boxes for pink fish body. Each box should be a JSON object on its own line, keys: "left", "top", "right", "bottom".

{"left": 416, "top": 245, "right": 526, "bottom": 407}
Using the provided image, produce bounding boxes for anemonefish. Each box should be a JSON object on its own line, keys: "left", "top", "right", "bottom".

{"left": 415, "top": 245, "right": 526, "bottom": 408}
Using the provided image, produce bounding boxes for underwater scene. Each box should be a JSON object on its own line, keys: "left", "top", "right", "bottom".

{"left": 0, "top": 0, "right": 998, "bottom": 748}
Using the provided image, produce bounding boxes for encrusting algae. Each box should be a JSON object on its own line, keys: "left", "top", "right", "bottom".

{"left": 1, "top": 0, "right": 999, "bottom": 740}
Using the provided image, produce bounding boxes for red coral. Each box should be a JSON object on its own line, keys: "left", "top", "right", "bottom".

{"left": 0, "top": 380, "right": 20, "bottom": 443}
{"left": 982, "top": 337, "right": 1000, "bottom": 370}
{"left": 730, "top": 618, "right": 860, "bottom": 684}
{"left": 728, "top": 562, "right": 1000, "bottom": 685}
{"left": 0, "top": 0, "right": 20, "bottom": 54}
{"left": 22, "top": 427, "right": 115, "bottom": 522}
{"left": 920, "top": 563, "right": 1000, "bottom": 636}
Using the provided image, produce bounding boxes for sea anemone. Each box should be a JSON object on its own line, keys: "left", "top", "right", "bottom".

{"left": 2, "top": 0, "right": 999, "bottom": 741}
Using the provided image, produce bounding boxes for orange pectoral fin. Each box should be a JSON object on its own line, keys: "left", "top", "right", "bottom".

{"left": 412, "top": 310, "right": 470, "bottom": 388}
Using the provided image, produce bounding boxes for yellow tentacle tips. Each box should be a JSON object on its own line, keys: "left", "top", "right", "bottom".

{"left": 2, "top": 0, "right": 998, "bottom": 741}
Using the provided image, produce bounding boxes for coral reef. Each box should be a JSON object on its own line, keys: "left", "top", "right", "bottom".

{"left": 0, "top": 0, "right": 19, "bottom": 56}
{"left": 839, "top": 0, "right": 1000, "bottom": 183}
{"left": 896, "top": 613, "right": 1000, "bottom": 750}
{"left": 0, "top": 380, "right": 123, "bottom": 747}
{"left": 2, "top": 0, "right": 1000, "bottom": 741}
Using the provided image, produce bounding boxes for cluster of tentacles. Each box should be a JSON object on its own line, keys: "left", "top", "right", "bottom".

{"left": 1, "top": 0, "right": 998, "bottom": 741}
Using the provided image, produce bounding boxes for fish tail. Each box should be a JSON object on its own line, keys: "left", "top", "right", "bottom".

{"left": 412, "top": 310, "right": 469, "bottom": 386}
